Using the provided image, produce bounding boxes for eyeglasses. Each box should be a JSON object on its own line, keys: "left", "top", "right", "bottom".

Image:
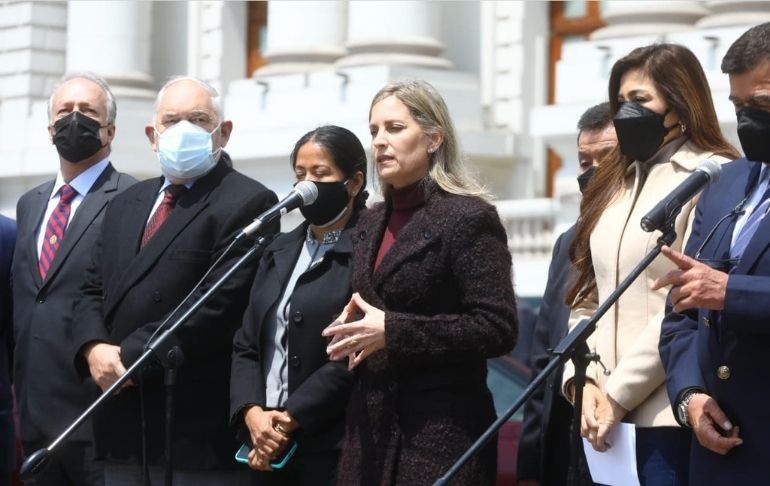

{"left": 693, "top": 196, "right": 749, "bottom": 272}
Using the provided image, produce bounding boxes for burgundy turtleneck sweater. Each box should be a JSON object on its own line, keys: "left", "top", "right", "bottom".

{"left": 374, "top": 182, "right": 426, "bottom": 270}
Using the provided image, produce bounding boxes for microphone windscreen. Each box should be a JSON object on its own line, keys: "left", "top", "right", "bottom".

{"left": 697, "top": 159, "right": 721, "bottom": 182}
{"left": 294, "top": 180, "right": 319, "bottom": 206}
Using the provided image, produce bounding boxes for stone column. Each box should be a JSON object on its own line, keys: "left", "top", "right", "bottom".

{"left": 591, "top": 1, "right": 708, "bottom": 39}
{"left": 696, "top": 1, "right": 770, "bottom": 28}
{"left": 257, "top": 0, "right": 347, "bottom": 76}
{"left": 66, "top": 1, "right": 154, "bottom": 98}
{"left": 337, "top": 1, "right": 452, "bottom": 69}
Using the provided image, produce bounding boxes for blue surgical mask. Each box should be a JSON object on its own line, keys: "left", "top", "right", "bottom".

{"left": 156, "top": 120, "right": 221, "bottom": 182}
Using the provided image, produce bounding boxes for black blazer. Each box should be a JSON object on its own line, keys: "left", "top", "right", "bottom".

{"left": 230, "top": 220, "right": 355, "bottom": 453}
{"left": 517, "top": 226, "right": 592, "bottom": 486}
{"left": 0, "top": 215, "right": 16, "bottom": 474}
{"left": 71, "top": 156, "right": 278, "bottom": 470}
{"left": 12, "top": 163, "right": 135, "bottom": 443}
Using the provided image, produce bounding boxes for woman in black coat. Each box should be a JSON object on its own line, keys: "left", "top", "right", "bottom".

{"left": 230, "top": 125, "right": 367, "bottom": 485}
{"left": 323, "top": 80, "right": 518, "bottom": 485}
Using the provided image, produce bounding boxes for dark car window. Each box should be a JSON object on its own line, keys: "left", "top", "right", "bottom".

{"left": 487, "top": 356, "right": 529, "bottom": 421}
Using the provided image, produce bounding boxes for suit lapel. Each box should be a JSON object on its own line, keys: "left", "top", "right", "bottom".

{"left": 372, "top": 190, "right": 440, "bottom": 288}
{"left": 24, "top": 181, "right": 55, "bottom": 288}
{"left": 41, "top": 164, "right": 119, "bottom": 287}
{"left": 703, "top": 162, "right": 758, "bottom": 262}
{"left": 104, "top": 164, "right": 226, "bottom": 316}
{"left": 735, "top": 162, "right": 770, "bottom": 273}
{"left": 270, "top": 225, "right": 305, "bottom": 288}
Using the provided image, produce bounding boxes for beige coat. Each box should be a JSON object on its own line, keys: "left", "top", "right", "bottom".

{"left": 563, "top": 140, "right": 730, "bottom": 427}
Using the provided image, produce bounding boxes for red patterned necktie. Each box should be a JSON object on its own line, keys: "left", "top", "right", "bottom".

{"left": 39, "top": 184, "right": 78, "bottom": 279}
{"left": 141, "top": 185, "right": 186, "bottom": 249}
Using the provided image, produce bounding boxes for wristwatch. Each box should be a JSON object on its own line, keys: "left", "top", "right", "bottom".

{"left": 677, "top": 390, "right": 700, "bottom": 427}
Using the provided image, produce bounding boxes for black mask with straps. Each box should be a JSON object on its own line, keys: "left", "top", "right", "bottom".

{"left": 613, "top": 102, "right": 678, "bottom": 162}
{"left": 737, "top": 107, "right": 770, "bottom": 163}
{"left": 52, "top": 111, "right": 107, "bottom": 163}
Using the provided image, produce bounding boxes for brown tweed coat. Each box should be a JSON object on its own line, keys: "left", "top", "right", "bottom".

{"left": 335, "top": 181, "right": 518, "bottom": 486}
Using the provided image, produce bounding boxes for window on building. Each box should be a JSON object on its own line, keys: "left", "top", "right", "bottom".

{"left": 546, "top": 1, "right": 605, "bottom": 197}
{"left": 247, "top": 1, "right": 268, "bottom": 77}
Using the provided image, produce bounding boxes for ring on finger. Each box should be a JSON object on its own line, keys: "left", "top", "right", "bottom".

{"left": 350, "top": 338, "right": 358, "bottom": 346}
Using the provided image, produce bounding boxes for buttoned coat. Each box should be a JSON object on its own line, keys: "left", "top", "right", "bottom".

{"left": 660, "top": 158, "right": 770, "bottom": 484}
{"left": 563, "top": 141, "right": 729, "bottom": 427}
{"left": 335, "top": 182, "right": 518, "bottom": 486}
{"left": 71, "top": 156, "right": 277, "bottom": 469}
{"left": 13, "top": 164, "right": 135, "bottom": 444}
{"left": 230, "top": 220, "right": 356, "bottom": 456}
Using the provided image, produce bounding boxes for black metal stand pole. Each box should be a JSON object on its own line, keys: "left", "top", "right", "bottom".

{"left": 19, "top": 236, "right": 268, "bottom": 480}
{"left": 163, "top": 346, "right": 184, "bottom": 486}
{"left": 433, "top": 225, "right": 677, "bottom": 486}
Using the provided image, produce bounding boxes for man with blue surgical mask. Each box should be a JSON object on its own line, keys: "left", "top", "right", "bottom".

{"left": 71, "top": 77, "right": 279, "bottom": 485}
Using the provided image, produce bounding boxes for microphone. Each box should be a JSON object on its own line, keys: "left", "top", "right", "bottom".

{"left": 640, "top": 159, "right": 721, "bottom": 232}
{"left": 236, "top": 181, "right": 318, "bottom": 240}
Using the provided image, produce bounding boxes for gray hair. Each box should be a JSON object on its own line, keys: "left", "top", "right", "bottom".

{"left": 48, "top": 71, "right": 117, "bottom": 125}
{"left": 154, "top": 76, "right": 223, "bottom": 122}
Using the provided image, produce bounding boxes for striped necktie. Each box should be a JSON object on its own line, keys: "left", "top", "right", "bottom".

{"left": 141, "top": 185, "right": 186, "bottom": 249}
{"left": 39, "top": 184, "right": 78, "bottom": 279}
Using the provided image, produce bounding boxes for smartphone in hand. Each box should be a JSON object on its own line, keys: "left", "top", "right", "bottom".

{"left": 234, "top": 441, "right": 298, "bottom": 469}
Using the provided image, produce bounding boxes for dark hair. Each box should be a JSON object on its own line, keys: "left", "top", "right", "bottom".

{"left": 577, "top": 101, "right": 612, "bottom": 133}
{"left": 722, "top": 22, "right": 770, "bottom": 74}
{"left": 566, "top": 43, "right": 740, "bottom": 307}
{"left": 290, "top": 125, "right": 368, "bottom": 209}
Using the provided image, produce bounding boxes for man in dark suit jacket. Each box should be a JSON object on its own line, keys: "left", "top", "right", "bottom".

{"left": 0, "top": 215, "right": 16, "bottom": 486}
{"left": 12, "top": 72, "right": 136, "bottom": 485}
{"left": 518, "top": 102, "right": 615, "bottom": 486}
{"left": 71, "top": 77, "right": 278, "bottom": 484}
{"left": 656, "top": 23, "right": 770, "bottom": 484}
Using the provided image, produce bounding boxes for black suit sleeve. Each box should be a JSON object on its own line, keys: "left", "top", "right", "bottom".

{"left": 229, "top": 275, "right": 270, "bottom": 424}
{"left": 71, "top": 223, "right": 111, "bottom": 376}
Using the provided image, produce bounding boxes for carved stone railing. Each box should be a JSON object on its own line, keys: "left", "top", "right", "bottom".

{"left": 494, "top": 198, "right": 559, "bottom": 261}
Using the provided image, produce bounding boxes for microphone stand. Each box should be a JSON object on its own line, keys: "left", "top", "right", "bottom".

{"left": 20, "top": 235, "right": 270, "bottom": 483}
{"left": 434, "top": 222, "right": 678, "bottom": 486}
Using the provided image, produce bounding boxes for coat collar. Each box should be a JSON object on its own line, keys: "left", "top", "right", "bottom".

{"left": 24, "top": 181, "right": 55, "bottom": 288}
{"left": 625, "top": 138, "right": 711, "bottom": 176}
{"left": 365, "top": 180, "right": 443, "bottom": 287}
{"left": 104, "top": 160, "right": 230, "bottom": 317}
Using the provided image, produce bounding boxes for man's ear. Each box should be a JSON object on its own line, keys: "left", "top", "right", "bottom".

{"left": 218, "top": 120, "right": 233, "bottom": 147}
{"left": 145, "top": 124, "right": 157, "bottom": 150}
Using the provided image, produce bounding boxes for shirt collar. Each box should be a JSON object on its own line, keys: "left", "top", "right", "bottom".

{"left": 51, "top": 158, "right": 110, "bottom": 200}
{"left": 159, "top": 177, "right": 195, "bottom": 195}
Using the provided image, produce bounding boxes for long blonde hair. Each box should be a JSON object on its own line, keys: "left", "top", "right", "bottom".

{"left": 369, "top": 80, "right": 489, "bottom": 198}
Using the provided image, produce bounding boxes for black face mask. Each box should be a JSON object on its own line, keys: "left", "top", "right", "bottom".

{"left": 737, "top": 107, "right": 770, "bottom": 163}
{"left": 577, "top": 165, "right": 597, "bottom": 193}
{"left": 300, "top": 180, "right": 351, "bottom": 227}
{"left": 613, "top": 102, "right": 676, "bottom": 162}
{"left": 52, "top": 111, "right": 105, "bottom": 163}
